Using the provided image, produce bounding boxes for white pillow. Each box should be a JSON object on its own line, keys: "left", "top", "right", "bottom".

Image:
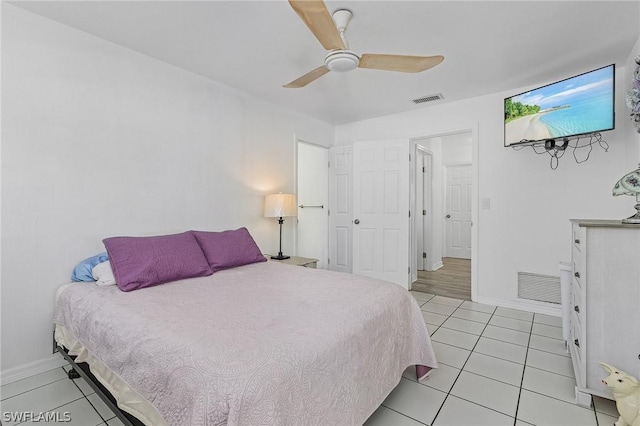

{"left": 91, "top": 261, "right": 117, "bottom": 286}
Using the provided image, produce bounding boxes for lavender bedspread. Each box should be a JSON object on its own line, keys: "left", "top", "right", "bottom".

{"left": 54, "top": 262, "right": 437, "bottom": 425}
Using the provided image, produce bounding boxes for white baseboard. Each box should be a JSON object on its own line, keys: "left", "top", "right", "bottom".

{"left": 476, "top": 296, "right": 562, "bottom": 317}
{"left": 430, "top": 261, "right": 444, "bottom": 271}
{"left": 1, "top": 354, "right": 67, "bottom": 385}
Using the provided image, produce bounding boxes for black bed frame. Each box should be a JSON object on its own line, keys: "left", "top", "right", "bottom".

{"left": 52, "top": 331, "right": 145, "bottom": 426}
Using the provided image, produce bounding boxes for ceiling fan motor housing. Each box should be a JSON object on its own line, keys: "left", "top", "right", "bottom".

{"left": 324, "top": 50, "right": 360, "bottom": 72}
{"left": 332, "top": 9, "right": 353, "bottom": 32}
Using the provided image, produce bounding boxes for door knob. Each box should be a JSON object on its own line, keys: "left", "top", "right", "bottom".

{"left": 445, "top": 214, "right": 451, "bottom": 219}
{"left": 354, "top": 219, "right": 360, "bottom": 225}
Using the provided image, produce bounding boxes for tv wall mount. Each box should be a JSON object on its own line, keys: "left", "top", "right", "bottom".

{"left": 510, "top": 132, "right": 608, "bottom": 170}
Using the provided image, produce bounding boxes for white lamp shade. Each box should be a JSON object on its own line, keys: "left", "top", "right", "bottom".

{"left": 264, "top": 193, "right": 297, "bottom": 218}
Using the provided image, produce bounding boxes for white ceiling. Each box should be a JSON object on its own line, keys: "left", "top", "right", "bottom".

{"left": 10, "top": 0, "right": 640, "bottom": 125}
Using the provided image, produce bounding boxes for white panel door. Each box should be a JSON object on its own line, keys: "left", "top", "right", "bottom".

{"left": 328, "top": 146, "right": 352, "bottom": 273}
{"left": 297, "top": 142, "right": 328, "bottom": 268}
{"left": 352, "top": 140, "right": 409, "bottom": 288}
{"left": 445, "top": 164, "right": 472, "bottom": 259}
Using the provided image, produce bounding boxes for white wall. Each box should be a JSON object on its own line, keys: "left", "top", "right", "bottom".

{"left": 441, "top": 133, "right": 472, "bottom": 165}
{"left": 336, "top": 62, "right": 636, "bottom": 311}
{"left": 0, "top": 4, "right": 333, "bottom": 380}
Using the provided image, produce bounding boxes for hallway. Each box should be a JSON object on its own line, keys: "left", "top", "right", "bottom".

{"left": 412, "top": 258, "right": 471, "bottom": 300}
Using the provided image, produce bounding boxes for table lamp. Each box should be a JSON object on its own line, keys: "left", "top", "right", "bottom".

{"left": 264, "top": 193, "right": 297, "bottom": 259}
{"left": 612, "top": 163, "right": 640, "bottom": 224}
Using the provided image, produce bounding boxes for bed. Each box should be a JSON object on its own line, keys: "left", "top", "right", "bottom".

{"left": 55, "top": 232, "right": 436, "bottom": 426}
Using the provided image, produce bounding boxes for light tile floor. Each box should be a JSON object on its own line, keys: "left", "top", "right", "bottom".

{"left": 0, "top": 293, "right": 619, "bottom": 425}
{"left": 0, "top": 364, "right": 124, "bottom": 426}
{"left": 366, "top": 292, "right": 619, "bottom": 426}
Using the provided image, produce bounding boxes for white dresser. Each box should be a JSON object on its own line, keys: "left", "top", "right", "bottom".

{"left": 567, "top": 219, "right": 640, "bottom": 406}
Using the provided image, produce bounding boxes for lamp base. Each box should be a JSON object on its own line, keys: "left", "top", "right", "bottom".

{"left": 271, "top": 254, "right": 291, "bottom": 260}
{"left": 623, "top": 203, "right": 640, "bottom": 224}
{"left": 622, "top": 215, "right": 640, "bottom": 224}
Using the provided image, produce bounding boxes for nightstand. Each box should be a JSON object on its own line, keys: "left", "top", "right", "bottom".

{"left": 267, "top": 255, "right": 318, "bottom": 268}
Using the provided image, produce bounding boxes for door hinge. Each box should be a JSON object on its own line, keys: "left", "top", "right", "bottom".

{"left": 422, "top": 210, "right": 426, "bottom": 216}
{"left": 408, "top": 266, "right": 410, "bottom": 274}
{"left": 328, "top": 258, "right": 330, "bottom": 265}
{"left": 328, "top": 209, "right": 330, "bottom": 216}
{"left": 409, "top": 153, "right": 411, "bottom": 161}
{"left": 422, "top": 166, "right": 425, "bottom": 173}
{"left": 422, "top": 252, "right": 427, "bottom": 259}
{"left": 328, "top": 161, "right": 331, "bottom": 168}
{"left": 408, "top": 210, "right": 411, "bottom": 218}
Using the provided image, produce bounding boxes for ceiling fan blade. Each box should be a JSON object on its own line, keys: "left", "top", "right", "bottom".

{"left": 358, "top": 54, "right": 444, "bottom": 73}
{"left": 288, "top": 0, "right": 346, "bottom": 51}
{"left": 283, "top": 65, "right": 330, "bottom": 88}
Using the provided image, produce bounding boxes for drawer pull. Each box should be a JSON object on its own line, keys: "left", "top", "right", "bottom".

{"left": 574, "top": 305, "right": 580, "bottom": 313}
{"left": 575, "top": 239, "right": 580, "bottom": 244}
{"left": 574, "top": 338, "right": 580, "bottom": 348}
{"left": 574, "top": 272, "right": 581, "bottom": 278}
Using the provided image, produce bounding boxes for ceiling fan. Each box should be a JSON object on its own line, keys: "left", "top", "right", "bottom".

{"left": 284, "top": 0, "right": 444, "bottom": 88}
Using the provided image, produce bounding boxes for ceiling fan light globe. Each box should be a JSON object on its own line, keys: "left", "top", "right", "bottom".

{"left": 324, "top": 50, "right": 360, "bottom": 72}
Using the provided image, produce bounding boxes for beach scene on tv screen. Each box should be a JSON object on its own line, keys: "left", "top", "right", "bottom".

{"left": 504, "top": 66, "right": 614, "bottom": 146}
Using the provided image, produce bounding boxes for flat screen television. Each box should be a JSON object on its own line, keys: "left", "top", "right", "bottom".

{"left": 504, "top": 64, "right": 615, "bottom": 147}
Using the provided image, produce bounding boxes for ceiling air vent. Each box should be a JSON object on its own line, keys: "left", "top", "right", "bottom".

{"left": 412, "top": 93, "right": 443, "bottom": 104}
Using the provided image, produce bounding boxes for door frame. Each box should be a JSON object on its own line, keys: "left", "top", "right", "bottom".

{"left": 410, "top": 125, "right": 479, "bottom": 301}
{"left": 294, "top": 136, "right": 329, "bottom": 266}
{"left": 411, "top": 145, "right": 434, "bottom": 280}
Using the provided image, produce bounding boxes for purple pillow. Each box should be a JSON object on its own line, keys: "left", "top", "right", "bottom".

{"left": 191, "top": 227, "right": 266, "bottom": 272}
{"left": 103, "top": 232, "right": 213, "bottom": 292}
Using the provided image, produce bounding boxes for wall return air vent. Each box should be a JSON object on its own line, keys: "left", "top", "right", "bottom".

{"left": 517, "top": 271, "right": 560, "bottom": 304}
{"left": 412, "top": 93, "right": 443, "bottom": 104}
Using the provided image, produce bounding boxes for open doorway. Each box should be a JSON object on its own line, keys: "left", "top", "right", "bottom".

{"left": 411, "top": 131, "right": 473, "bottom": 300}
{"left": 296, "top": 140, "right": 328, "bottom": 268}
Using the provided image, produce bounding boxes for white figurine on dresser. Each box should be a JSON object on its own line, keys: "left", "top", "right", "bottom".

{"left": 599, "top": 362, "right": 640, "bottom": 426}
{"left": 566, "top": 220, "right": 640, "bottom": 407}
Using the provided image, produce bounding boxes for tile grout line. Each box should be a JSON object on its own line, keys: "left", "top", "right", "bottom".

{"left": 428, "top": 302, "right": 515, "bottom": 425}
{"left": 416, "top": 296, "right": 599, "bottom": 425}
{"left": 68, "top": 367, "right": 115, "bottom": 423}
{"left": 3, "top": 366, "right": 114, "bottom": 426}
{"left": 423, "top": 302, "right": 570, "bottom": 424}
{"left": 511, "top": 313, "right": 600, "bottom": 425}
{"left": 84, "top": 392, "right": 114, "bottom": 424}
{"left": 427, "top": 307, "right": 566, "bottom": 359}
{"left": 11, "top": 395, "right": 87, "bottom": 426}
{"left": 512, "top": 312, "right": 535, "bottom": 425}
{"left": 419, "top": 298, "right": 468, "bottom": 424}
{"left": 380, "top": 293, "right": 447, "bottom": 424}
{"left": 381, "top": 405, "right": 429, "bottom": 425}
{"left": 0, "top": 374, "right": 70, "bottom": 402}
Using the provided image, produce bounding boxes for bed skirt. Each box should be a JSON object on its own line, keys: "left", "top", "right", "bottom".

{"left": 55, "top": 324, "right": 164, "bottom": 425}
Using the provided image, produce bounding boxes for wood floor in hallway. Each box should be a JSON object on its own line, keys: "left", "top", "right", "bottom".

{"left": 411, "top": 257, "right": 471, "bottom": 301}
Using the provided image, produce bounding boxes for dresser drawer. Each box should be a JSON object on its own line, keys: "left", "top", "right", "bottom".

{"left": 572, "top": 223, "right": 585, "bottom": 253}
{"left": 570, "top": 282, "right": 584, "bottom": 326}
{"left": 572, "top": 250, "right": 585, "bottom": 290}
{"left": 569, "top": 317, "right": 586, "bottom": 386}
